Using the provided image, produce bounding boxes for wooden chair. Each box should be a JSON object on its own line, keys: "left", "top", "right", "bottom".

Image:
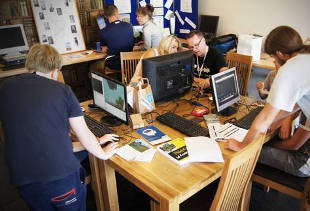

{"left": 210, "top": 134, "right": 264, "bottom": 211}
{"left": 226, "top": 52, "right": 253, "bottom": 96}
{"left": 120, "top": 51, "right": 145, "bottom": 85}
{"left": 253, "top": 163, "right": 310, "bottom": 208}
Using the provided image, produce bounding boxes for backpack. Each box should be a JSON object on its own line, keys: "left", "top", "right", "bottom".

{"left": 209, "top": 34, "right": 237, "bottom": 54}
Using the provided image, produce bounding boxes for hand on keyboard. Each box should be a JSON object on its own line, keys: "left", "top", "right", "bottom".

{"left": 98, "top": 134, "right": 120, "bottom": 145}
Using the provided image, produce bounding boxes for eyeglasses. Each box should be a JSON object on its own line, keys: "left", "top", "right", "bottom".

{"left": 189, "top": 37, "right": 203, "bottom": 50}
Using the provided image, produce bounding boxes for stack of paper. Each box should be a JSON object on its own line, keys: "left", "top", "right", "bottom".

{"left": 208, "top": 123, "right": 248, "bottom": 142}
{"left": 116, "top": 139, "right": 156, "bottom": 162}
{"left": 185, "top": 137, "right": 224, "bottom": 163}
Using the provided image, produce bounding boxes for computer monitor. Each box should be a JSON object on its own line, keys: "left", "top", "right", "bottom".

{"left": 0, "top": 24, "right": 29, "bottom": 58}
{"left": 90, "top": 72, "right": 129, "bottom": 125}
{"left": 210, "top": 67, "right": 240, "bottom": 116}
{"left": 96, "top": 15, "right": 107, "bottom": 30}
{"left": 142, "top": 50, "right": 193, "bottom": 102}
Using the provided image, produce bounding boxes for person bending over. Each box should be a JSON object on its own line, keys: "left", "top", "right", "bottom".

{"left": 0, "top": 44, "right": 119, "bottom": 210}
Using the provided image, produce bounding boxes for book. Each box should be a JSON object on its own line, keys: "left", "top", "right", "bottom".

{"left": 136, "top": 125, "right": 171, "bottom": 145}
{"left": 157, "top": 138, "right": 190, "bottom": 166}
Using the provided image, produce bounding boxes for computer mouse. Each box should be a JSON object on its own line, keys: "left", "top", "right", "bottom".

{"left": 191, "top": 107, "right": 209, "bottom": 117}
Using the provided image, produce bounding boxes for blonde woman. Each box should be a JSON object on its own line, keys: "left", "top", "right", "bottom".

{"left": 130, "top": 35, "right": 182, "bottom": 85}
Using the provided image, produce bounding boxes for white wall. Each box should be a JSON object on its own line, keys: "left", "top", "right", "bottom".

{"left": 198, "top": 0, "right": 310, "bottom": 40}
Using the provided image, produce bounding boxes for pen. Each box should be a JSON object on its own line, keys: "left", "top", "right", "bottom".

{"left": 218, "top": 124, "right": 233, "bottom": 134}
{"left": 225, "top": 128, "right": 240, "bottom": 137}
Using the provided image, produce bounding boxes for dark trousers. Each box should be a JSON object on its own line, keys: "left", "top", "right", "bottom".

{"left": 17, "top": 168, "right": 87, "bottom": 211}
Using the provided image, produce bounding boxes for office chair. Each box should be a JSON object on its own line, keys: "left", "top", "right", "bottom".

{"left": 199, "top": 15, "right": 219, "bottom": 41}
{"left": 120, "top": 51, "right": 145, "bottom": 85}
{"left": 210, "top": 134, "right": 265, "bottom": 211}
{"left": 226, "top": 52, "right": 253, "bottom": 96}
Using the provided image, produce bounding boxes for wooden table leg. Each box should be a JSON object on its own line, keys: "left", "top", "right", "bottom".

{"left": 98, "top": 159, "right": 120, "bottom": 211}
{"left": 88, "top": 154, "right": 105, "bottom": 211}
{"left": 150, "top": 199, "right": 179, "bottom": 211}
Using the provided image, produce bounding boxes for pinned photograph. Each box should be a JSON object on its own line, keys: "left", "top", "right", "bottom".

{"left": 56, "top": 8, "right": 63, "bottom": 15}
{"left": 65, "top": 42, "right": 72, "bottom": 51}
{"left": 43, "top": 22, "right": 50, "bottom": 30}
{"left": 49, "top": 4, "right": 54, "bottom": 12}
{"left": 33, "top": 0, "right": 39, "bottom": 7}
{"left": 39, "top": 12, "right": 45, "bottom": 20}
{"left": 74, "top": 37, "right": 78, "bottom": 46}
{"left": 71, "top": 25, "right": 77, "bottom": 33}
{"left": 64, "top": 0, "right": 69, "bottom": 7}
{"left": 40, "top": 1, "right": 46, "bottom": 10}
{"left": 48, "top": 36, "right": 54, "bottom": 44}
{"left": 42, "top": 35, "right": 48, "bottom": 43}
{"left": 69, "top": 15, "right": 75, "bottom": 23}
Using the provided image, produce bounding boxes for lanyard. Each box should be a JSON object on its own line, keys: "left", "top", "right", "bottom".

{"left": 196, "top": 53, "right": 207, "bottom": 78}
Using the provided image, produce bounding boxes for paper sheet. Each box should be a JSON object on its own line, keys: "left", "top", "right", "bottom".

{"left": 165, "top": 10, "right": 173, "bottom": 20}
{"left": 126, "top": 86, "right": 134, "bottom": 108}
{"left": 139, "top": 0, "right": 146, "bottom": 7}
{"left": 154, "top": 7, "right": 164, "bottom": 16}
{"left": 135, "top": 149, "right": 156, "bottom": 162}
{"left": 164, "top": 0, "right": 173, "bottom": 9}
{"left": 185, "top": 137, "right": 224, "bottom": 163}
{"left": 116, "top": 145, "right": 139, "bottom": 161}
{"left": 179, "top": 29, "right": 190, "bottom": 34}
{"left": 184, "top": 16, "right": 196, "bottom": 29}
{"left": 114, "top": 0, "right": 131, "bottom": 14}
{"left": 119, "top": 14, "right": 131, "bottom": 23}
{"left": 175, "top": 10, "right": 184, "bottom": 25}
{"left": 208, "top": 123, "right": 248, "bottom": 142}
{"left": 180, "top": 0, "right": 192, "bottom": 13}
{"left": 150, "top": 0, "right": 163, "bottom": 7}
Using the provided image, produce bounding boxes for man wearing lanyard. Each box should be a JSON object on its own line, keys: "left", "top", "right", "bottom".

{"left": 186, "top": 30, "right": 227, "bottom": 90}
{"left": 99, "top": 5, "right": 134, "bottom": 71}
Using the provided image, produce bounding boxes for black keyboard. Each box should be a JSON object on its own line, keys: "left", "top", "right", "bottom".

{"left": 84, "top": 114, "right": 114, "bottom": 137}
{"left": 2, "top": 63, "right": 25, "bottom": 71}
{"left": 156, "top": 112, "right": 209, "bottom": 137}
{"left": 234, "top": 107, "right": 263, "bottom": 129}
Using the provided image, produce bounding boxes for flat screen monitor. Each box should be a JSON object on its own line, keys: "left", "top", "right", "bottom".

{"left": 90, "top": 72, "right": 129, "bottom": 125}
{"left": 142, "top": 50, "right": 193, "bottom": 102}
{"left": 210, "top": 67, "right": 240, "bottom": 116}
{"left": 96, "top": 15, "right": 107, "bottom": 30}
{"left": 0, "top": 24, "right": 29, "bottom": 57}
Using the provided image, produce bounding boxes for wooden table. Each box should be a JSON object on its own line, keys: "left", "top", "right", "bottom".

{"left": 82, "top": 93, "right": 268, "bottom": 211}
{"left": 0, "top": 51, "right": 106, "bottom": 79}
{"left": 252, "top": 53, "right": 275, "bottom": 70}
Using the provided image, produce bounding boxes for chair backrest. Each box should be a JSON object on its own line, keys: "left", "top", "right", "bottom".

{"left": 210, "top": 134, "right": 264, "bottom": 211}
{"left": 226, "top": 52, "right": 253, "bottom": 96}
{"left": 120, "top": 51, "right": 145, "bottom": 85}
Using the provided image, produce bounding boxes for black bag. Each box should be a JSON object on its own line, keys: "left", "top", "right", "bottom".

{"left": 209, "top": 34, "right": 237, "bottom": 54}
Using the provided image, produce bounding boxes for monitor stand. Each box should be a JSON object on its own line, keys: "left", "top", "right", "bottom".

{"left": 100, "top": 115, "right": 122, "bottom": 127}
{"left": 212, "top": 106, "right": 238, "bottom": 116}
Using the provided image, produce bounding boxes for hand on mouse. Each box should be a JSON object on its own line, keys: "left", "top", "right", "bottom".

{"left": 98, "top": 134, "right": 120, "bottom": 145}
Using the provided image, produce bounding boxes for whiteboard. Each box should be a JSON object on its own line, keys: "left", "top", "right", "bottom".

{"left": 31, "top": 0, "right": 85, "bottom": 54}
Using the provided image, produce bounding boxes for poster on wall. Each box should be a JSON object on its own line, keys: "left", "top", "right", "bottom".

{"left": 31, "top": 0, "right": 85, "bottom": 54}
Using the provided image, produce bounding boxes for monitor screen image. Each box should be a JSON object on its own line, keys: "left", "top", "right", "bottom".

{"left": 210, "top": 67, "right": 240, "bottom": 115}
{"left": 142, "top": 50, "right": 193, "bottom": 102}
{"left": 91, "top": 72, "right": 129, "bottom": 125}
{"left": 0, "top": 24, "right": 29, "bottom": 57}
{"left": 96, "top": 15, "right": 107, "bottom": 30}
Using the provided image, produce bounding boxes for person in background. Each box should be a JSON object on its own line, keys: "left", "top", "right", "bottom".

{"left": 0, "top": 44, "right": 119, "bottom": 210}
{"left": 186, "top": 30, "right": 227, "bottom": 90}
{"left": 136, "top": 4, "right": 163, "bottom": 50}
{"left": 225, "top": 26, "right": 310, "bottom": 155}
{"left": 130, "top": 34, "right": 181, "bottom": 85}
{"left": 99, "top": 4, "right": 134, "bottom": 70}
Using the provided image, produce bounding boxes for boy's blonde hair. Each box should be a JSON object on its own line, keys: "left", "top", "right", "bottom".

{"left": 26, "top": 44, "right": 63, "bottom": 73}
{"left": 158, "top": 35, "right": 181, "bottom": 55}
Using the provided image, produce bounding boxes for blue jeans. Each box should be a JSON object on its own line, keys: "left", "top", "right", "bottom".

{"left": 18, "top": 168, "right": 87, "bottom": 211}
